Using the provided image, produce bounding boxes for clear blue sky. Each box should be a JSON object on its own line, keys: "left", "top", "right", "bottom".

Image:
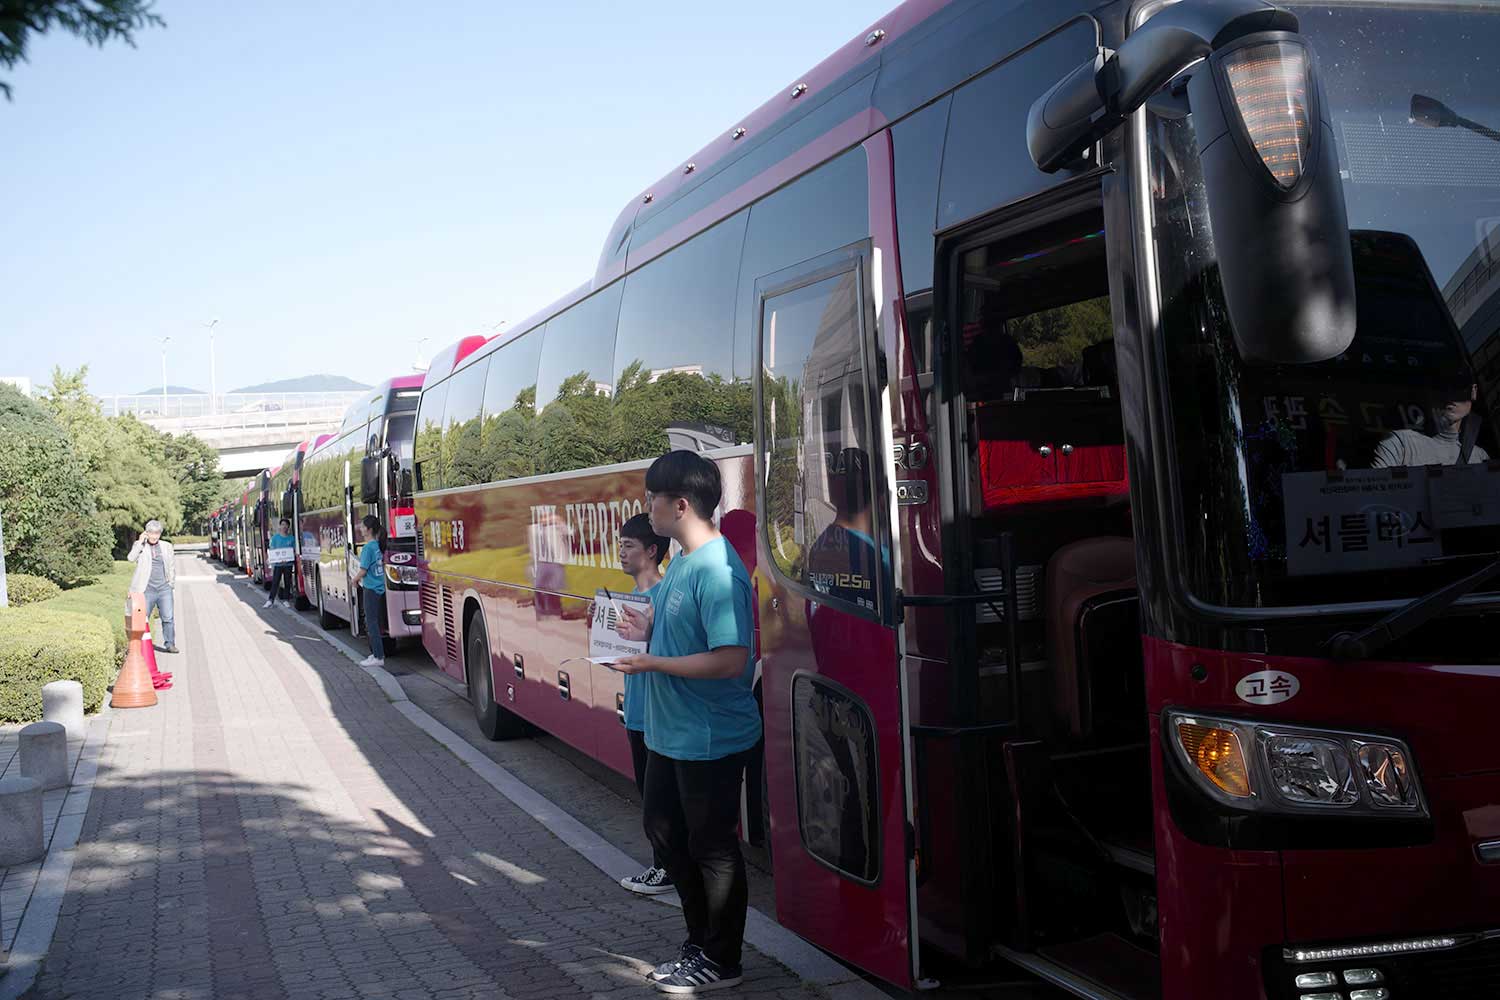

{"left": 0, "top": 0, "right": 890, "bottom": 397}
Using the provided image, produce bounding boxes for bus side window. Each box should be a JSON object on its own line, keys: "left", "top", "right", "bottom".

{"left": 478, "top": 329, "right": 544, "bottom": 484}
{"left": 759, "top": 257, "right": 884, "bottom": 618}
{"left": 414, "top": 379, "right": 449, "bottom": 493}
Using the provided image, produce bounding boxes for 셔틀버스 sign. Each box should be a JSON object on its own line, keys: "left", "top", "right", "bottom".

{"left": 1283, "top": 468, "right": 1440, "bottom": 576}
{"left": 588, "top": 590, "right": 650, "bottom": 665}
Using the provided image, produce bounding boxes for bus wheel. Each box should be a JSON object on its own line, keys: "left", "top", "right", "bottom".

{"left": 316, "top": 571, "right": 339, "bottom": 629}
{"left": 466, "top": 615, "right": 523, "bottom": 741}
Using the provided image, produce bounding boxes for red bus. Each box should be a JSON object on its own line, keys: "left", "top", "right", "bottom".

{"left": 208, "top": 503, "right": 227, "bottom": 561}
{"left": 407, "top": 0, "right": 1500, "bottom": 996}
{"left": 300, "top": 377, "right": 424, "bottom": 641}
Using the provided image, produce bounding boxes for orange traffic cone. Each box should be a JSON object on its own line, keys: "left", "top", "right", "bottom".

{"left": 142, "top": 629, "right": 172, "bottom": 689}
{"left": 112, "top": 594, "right": 159, "bottom": 709}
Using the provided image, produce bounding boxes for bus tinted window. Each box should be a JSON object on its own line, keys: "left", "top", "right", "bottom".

{"left": 414, "top": 379, "right": 448, "bottom": 493}
{"left": 535, "top": 281, "right": 624, "bottom": 474}
{"left": 480, "top": 330, "right": 544, "bottom": 482}
{"left": 892, "top": 98, "right": 949, "bottom": 373}
{"left": 735, "top": 148, "right": 868, "bottom": 379}
{"left": 760, "top": 265, "right": 880, "bottom": 615}
{"left": 937, "top": 18, "right": 1097, "bottom": 230}
{"left": 791, "top": 674, "right": 881, "bottom": 884}
{"left": 386, "top": 414, "right": 416, "bottom": 502}
{"left": 613, "top": 211, "right": 751, "bottom": 458}
{"left": 442, "top": 358, "right": 490, "bottom": 489}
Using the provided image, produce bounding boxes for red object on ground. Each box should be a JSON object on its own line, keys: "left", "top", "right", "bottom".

{"left": 142, "top": 629, "right": 172, "bottom": 689}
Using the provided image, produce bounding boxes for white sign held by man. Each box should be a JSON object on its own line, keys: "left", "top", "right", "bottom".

{"left": 588, "top": 589, "right": 650, "bottom": 666}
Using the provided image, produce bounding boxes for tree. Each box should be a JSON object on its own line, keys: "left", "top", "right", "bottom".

{"left": 0, "top": 384, "right": 112, "bottom": 584}
{"left": 0, "top": 0, "right": 164, "bottom": 100}
{"left": 42, "top": 366, "right": 182, "bottom": 556}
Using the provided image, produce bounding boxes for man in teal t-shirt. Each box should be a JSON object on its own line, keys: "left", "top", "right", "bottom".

{"left": 265, "top": 518, "right": 297, "bottom": 609}
{"left": 615, "top": 451, "right": 758, "bottom": 993}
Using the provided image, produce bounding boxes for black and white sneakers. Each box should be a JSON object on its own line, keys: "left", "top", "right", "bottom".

{"left": 620, "top": 866, "right": 675, "bottom": 895}
{"left": 653, "top": 951, "right": 743, "bottom": 994}
{"left": 649, "top": 943, "right": 701, "bottom": 984}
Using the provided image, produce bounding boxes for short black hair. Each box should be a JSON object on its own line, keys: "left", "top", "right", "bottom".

{"left": 645, "top": 450, "right": 721, "bottom": 521}
{"left": 620, "top": 513, "right": 669, "bottom": 566}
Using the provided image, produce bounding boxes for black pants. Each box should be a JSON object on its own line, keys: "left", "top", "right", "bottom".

{"left": 627, "top": 729, "right": 665, "bottom": 870}
{"left": 268, "top": 565, "right": 294, "bottom": 603}
{"left": 643, "top": 747, "right": 750, "bottom": 969}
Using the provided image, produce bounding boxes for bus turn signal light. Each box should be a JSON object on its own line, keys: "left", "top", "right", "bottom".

{"left": 1176, "top": 722, "right": 1252, "bottom": 798}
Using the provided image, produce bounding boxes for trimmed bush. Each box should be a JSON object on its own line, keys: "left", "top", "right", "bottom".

{"left": 38, "top": 561, "right": 134, "bottom": 662}
{"left": 0, "top": 607, "right": 115, "bottom": 723}
{"left": 6, "top": 573, "right": 62, "bottom": 607}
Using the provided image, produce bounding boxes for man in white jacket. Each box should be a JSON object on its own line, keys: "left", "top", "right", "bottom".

{"left": 128, "top": 520, "right": 178, "bottom": 653}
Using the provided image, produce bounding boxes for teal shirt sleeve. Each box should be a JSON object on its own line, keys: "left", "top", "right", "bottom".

{"left": 696, "top": 567, "right": 754, "bottom": 652}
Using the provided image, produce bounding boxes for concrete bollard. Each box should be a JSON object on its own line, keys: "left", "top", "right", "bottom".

{"left": 42, "top": 680, "right": 86, "bottom": 741}
{"left": 0, "top": 776, "right": 44, "bottom": 866}
{"left": 20, "top": 721, "right": 70, "bottom": 791}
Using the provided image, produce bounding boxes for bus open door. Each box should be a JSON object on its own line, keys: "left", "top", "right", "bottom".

{"left": 755, "top": 240, "right": 919, "bottom": 990}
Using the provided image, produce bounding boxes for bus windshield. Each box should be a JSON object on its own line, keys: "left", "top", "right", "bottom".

{"left": 1153, "top": 1, "right": 1500, "bottom": 608}
{"left": 386, "top": 414, "right": 416, "bottom": 504}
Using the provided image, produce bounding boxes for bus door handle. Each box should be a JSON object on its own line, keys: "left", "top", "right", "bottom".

{"left": 514, "top": 654, "right": 525, "bottom": 679}
{"left": 558, "top": 670, "right": 571, "bottom": 701}
{"left": 615, "top": 692, "right": 626, "bottom": 726}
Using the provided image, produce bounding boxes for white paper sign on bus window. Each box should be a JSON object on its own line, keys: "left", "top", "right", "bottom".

{"left": 1427, "top": 463, "right": 1500, "bottom": 530}
{"left": 1282, "top": 468, "right": 1440, "bottom": 576}
{"left": 393, "top": 513, "right": 417, "bottom": 538}
{"left": 588, "top": 590, "right": 650, "bottom": 665}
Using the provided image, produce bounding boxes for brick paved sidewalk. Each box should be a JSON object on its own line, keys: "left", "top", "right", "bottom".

{"left": 19, "top": 556, "right": 830, "bottom": 1000}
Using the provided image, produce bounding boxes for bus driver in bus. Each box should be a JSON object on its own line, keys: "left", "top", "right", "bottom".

{"left": 1371, "top": 366, "right": 1489, "bottom": 468}
{"left": 614, "top": 450, "right": 758, "bottom": 994}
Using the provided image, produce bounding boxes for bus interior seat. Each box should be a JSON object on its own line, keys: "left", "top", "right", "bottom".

{"left": 1045, "top": 537, "right": 1142, "bottom": 743}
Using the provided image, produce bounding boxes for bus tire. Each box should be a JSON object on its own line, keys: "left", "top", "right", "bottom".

{"left": 316, "top": 571, "right": 339, "bottom": 629}
{"left": 466, "top": 615, "right": 523, "bottom": 741}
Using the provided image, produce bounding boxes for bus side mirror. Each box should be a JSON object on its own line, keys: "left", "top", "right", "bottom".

{"left": 282, "top": 489, "right": 296, "bottom": 514}
{"left": 1027, "top": 0, "right": 1355, "bottom": 365}
{"left": 360, "top": 456, "right": 381, "bottom": 504}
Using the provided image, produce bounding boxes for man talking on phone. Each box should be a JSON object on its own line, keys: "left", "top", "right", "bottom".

{"left": 128, "top": 519, "right": 178, "bottom": 653}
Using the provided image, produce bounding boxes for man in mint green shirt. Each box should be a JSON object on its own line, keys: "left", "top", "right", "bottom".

{"left": 615, "top": 451, "right": 757, "bottom": 993}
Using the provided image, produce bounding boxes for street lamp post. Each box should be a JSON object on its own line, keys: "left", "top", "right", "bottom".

{"left": 206, "top": 319, "right": 219, "bottom": 416}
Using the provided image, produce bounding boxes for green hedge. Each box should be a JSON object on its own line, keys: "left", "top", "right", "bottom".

{"left": 39, "top": 561, "right": 134, "bottom": 661}
{"left": 6, "top": 573, "right": 61, "bottom": 606}
{"left": 0, "top": 607, "right": 115, "bottom": 722}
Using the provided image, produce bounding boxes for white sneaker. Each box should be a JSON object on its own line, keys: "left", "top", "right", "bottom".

{"left": 358, "top": 655, "right": 384, "bottom": 667}
{"left": 262, "top": 599, "right": 273, "bottom": 608}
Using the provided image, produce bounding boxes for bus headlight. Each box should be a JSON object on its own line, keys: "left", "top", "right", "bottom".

{"left": 385, "top": 565, "right": 420, "bottom": 586}
{"left": 1166, "top": 712, "right": 1426, "bottom": 817}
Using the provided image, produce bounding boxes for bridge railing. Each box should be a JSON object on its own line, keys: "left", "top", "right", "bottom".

{"left": 99, "top": 391, "right": 366, "bottom": 421}
{"left": 147, "top": 405, "right": 353, "bottom": 436}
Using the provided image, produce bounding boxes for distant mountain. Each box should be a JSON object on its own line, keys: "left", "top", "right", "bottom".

{"left": 133, "top": 384, "right": 205, "bottom": 395}
{"left": 228, "top": 375, "right": 371, "bottom": 393}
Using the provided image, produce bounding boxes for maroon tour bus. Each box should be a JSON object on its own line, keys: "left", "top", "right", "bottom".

{"left": 413, "top": 0, "right": 1500, "bottom": 996}
{"left": 300, "top": 377, "right": 425, "bottom": 643}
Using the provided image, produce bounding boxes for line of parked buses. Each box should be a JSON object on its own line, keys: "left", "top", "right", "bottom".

{"left": 206, "top": 0, "right": 1500, "bottom": 997}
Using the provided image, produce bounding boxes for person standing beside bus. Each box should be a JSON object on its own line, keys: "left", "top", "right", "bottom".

{"left": 615, "top": 451, "right": 758, "bottom": 994}
{"left": 614, "top": 513, "right": 673, "bottom": 897}
{"left": 351, "top": 514, "right": 387, "bottom": 667}
{"left": 128, "top": 520, "right": 179, "bottom": 654}
{"left": 264, "top": 518, "right": 296, "bottom": 610}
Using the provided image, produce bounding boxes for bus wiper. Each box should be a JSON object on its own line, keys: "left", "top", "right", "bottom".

{"left": 1410, "top": 94, "right": 1500, "bottom": 144}
{"left": 1327, "top": 555, "right": 1500, "bottom": 661}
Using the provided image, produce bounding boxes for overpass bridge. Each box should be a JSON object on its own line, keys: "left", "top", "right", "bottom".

{"left": 100, "top": 392, "right": 366, "bottom": 478}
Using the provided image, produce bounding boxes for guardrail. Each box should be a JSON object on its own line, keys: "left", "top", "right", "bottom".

{"left": 99, "top": 392, "right": 366, "bottom": 420}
